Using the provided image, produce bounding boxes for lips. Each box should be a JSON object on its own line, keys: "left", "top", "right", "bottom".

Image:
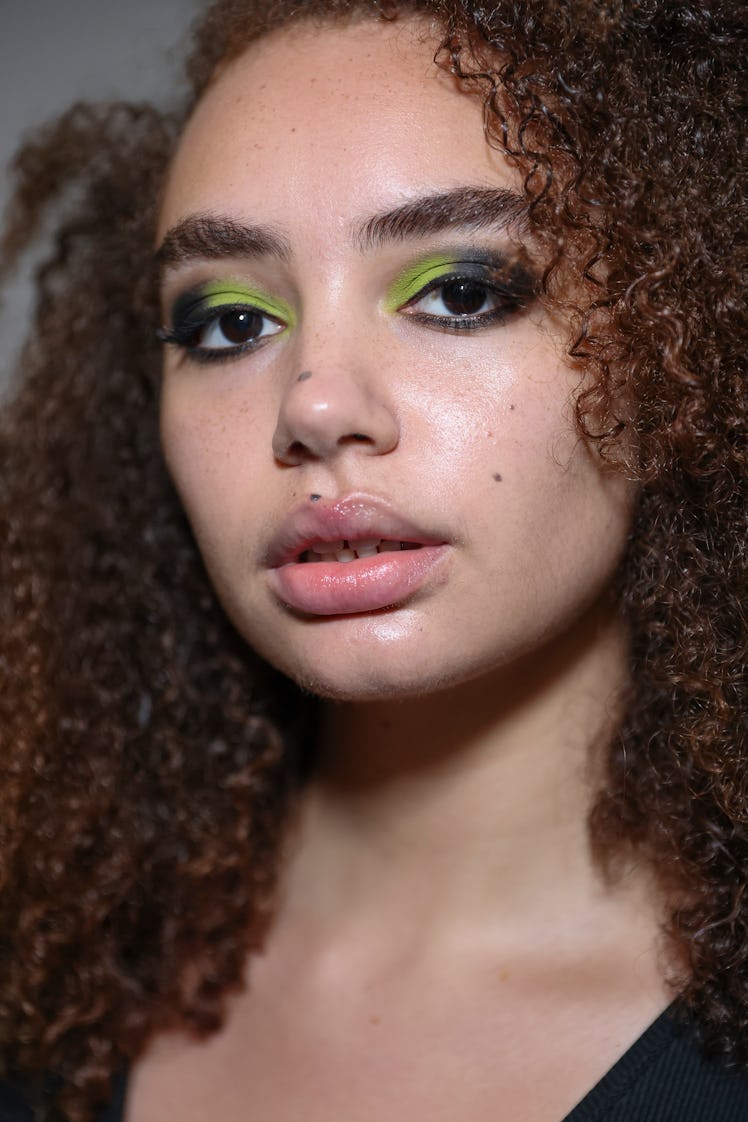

{"left": 265, "top": 496, "right": 449, "bottom": 616}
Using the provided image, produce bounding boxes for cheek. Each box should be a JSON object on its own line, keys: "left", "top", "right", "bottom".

{"left": 403, "top": 344, "right": 635, "bottom": 616}
{"left": 397, "top": 335, "right": 576, "bottom": 512}
{"left": 159, "top": 376, "right": 267, "bottom": 549}
{"left": 477, "top": 437, "right": 635, "bottom": 638}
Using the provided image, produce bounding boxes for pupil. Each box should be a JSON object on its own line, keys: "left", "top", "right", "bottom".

{"left": 220, "top": 309, "right": 263, "bottom": 344}
{"left": 442, "top": 281, "right": 487, "bottom": 316}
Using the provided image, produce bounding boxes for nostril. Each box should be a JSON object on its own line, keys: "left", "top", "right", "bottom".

{"left": 285, "top": 439, "right": 307, "bottom": 460}
{"left": 337, "top": 432, "right": 375, "bottom": 449}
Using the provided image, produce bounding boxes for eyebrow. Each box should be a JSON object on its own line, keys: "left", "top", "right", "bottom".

{"left": 355, "top": 187, "right": 529, "bottom": 251}
{"left": 155, "top": 214, "right": 292, "bottom": 278}
{"left": 155, "top": 187, "right": 529, "bottom": 279}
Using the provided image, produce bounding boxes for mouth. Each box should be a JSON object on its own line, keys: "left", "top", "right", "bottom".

{"left": 299, "top": 539, "right": 422, "bottom": 563}
{"left": 265, "top": 494, "right": 446, "bottom": 569}
{"left": 265, "top": 495, "right": 449, "bottom": 616}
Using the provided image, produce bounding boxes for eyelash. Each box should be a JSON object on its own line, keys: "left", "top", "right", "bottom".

{"left": 157, "top": 301, "right": 286, "bottom": 366}
{"left": 159, "top": 261, "right": 536, "bottom": 365}
{"left": 398, "top": 262, "right": 536, "bottom": 332}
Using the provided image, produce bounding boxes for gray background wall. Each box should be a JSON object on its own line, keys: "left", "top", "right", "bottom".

{"left": 0, "top": 0, "right": 204, "bottom": 386}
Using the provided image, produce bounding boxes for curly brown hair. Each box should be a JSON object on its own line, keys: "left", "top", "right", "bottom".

{"left": 0, "top": 0, "right": 745, "bottom": 1118}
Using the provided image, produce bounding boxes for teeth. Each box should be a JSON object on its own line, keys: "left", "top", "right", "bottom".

{"left": 354, "top": 539, "right": 380, "bottom": 559}
{"left": 300, "top": 539, "right": 421, "bottom": 562}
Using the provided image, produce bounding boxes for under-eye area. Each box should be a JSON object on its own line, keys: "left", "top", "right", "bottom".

{"left": 158, "top": 280, "right": 295, "bottom": 362}
{"left": 387, "top": 249, "right": 539, "bottom": 331}
{"left": 299, "top": 540, "right": 422, "bottom": 562}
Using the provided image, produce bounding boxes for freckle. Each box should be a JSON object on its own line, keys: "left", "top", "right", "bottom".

{"left": 310, "top": 493, "right": 322, "bottom": 502}
{"left": 499, "top": 969, "right": 509, "bottom": 983}
{"left": 370, "top": 1015, "right": 381, "bottom": 1026}
{"left": 486, "top": 431, "right": 493, "bottom": 438}
{"left": 297, "top": 370, "right": 313, "bottom": 382}
{"left": 493, "top": 473, "right": 503, "bottom": 482}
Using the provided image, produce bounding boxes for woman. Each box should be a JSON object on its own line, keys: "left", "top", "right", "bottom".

{"left": 0, "top": 0, "right": 745, "bottom": 1119}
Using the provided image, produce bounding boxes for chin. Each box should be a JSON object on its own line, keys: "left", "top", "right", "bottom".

{"left": 239, "top": 604, "right": 455, "bottom": 700}
{"left": 288, "top": 667, "right": 445, "bottom": 702}
{"left": 266, "top": 641, "right": 485, "bottom": 703}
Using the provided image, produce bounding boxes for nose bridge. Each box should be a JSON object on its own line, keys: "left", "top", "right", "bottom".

{"left": 272, "top": 312, "right": 399, "bottom": 465}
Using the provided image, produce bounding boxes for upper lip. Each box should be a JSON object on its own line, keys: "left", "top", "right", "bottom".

{"left": 265, "top": 494, "right": 447, "bottom": 567}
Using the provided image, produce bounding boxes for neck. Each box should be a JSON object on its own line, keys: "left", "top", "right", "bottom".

{"left": 317, "top": 596, "right": 625, "bottom": 791}
{"left": 278, "top": 597, "right": 646, "bottom": 944}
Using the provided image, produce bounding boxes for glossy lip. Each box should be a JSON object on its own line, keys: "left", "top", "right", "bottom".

{"left": 264, "top": 494, "right": 447, "bottom": 568}
{"left": 264, "top": 495, "right": 450, "bottom": 617}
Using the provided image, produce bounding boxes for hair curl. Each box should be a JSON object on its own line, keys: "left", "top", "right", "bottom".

{"left": 0, "top": 1, "right": 745, "bottom": 1118}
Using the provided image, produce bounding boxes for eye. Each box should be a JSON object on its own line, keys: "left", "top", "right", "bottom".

{"left": 396, "top": 259, "right": 537, "bottom": 332}
{"left": 409, "top": 278, "right": 502, "bottom": 320}
{"left": 197, "top": 307, "right": 285, "bottom": 352}
{"left": 158, "top": 287, "right": 293, "bottom": 364}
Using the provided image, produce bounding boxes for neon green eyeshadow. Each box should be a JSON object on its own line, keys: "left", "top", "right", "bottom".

{"left": 385, "top": 254, "right": 457, "bottom": 312}
{"left": 200, "top": 281, "right": 295, "bottom": 324}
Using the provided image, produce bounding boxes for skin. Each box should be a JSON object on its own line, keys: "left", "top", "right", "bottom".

{"left": 132, "top": 18, "right": 670, "bottom": 1122}
{"left": 157, "top": 34, "right": 632, "bottom": 704}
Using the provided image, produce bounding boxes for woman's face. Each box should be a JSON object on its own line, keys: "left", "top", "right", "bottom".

{"left": 157, "top": 18, "right": 634, "bottom": 700}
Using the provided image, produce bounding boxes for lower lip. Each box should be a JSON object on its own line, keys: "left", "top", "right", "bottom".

{"left": 268, "top": 546, "right": 448, "bottom": 616}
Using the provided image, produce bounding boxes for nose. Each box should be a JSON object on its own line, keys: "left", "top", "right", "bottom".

{"left": 272, "top": 354, "right": 400, "bottom": 467}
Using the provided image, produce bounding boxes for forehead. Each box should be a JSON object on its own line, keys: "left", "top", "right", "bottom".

{"left": 159, "top": 19, "right": 518, "bottom": 240}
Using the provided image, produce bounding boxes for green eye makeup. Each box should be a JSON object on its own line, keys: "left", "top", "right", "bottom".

{"left": 195, "top": 281, "right": 296, "bottom": 324}
{"left": 158, "top": 279, "right": 295, "bottom": 362}
{"left": 158, "top": 252, "right": 539, "bottom": 364}
{"left": 385, "top": 249, "right": 539, "bottom": 328}
{"left": 384, "top": 254, "right": 459, "bottom": 312}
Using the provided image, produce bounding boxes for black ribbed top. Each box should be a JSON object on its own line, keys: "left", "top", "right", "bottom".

{"left": 562, "top": 1006, "right": 748, "bottom": 1121}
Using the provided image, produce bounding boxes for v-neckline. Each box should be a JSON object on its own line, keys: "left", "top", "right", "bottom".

{"left": 559, "top": 1003, "right": 678, "bottom": 1121}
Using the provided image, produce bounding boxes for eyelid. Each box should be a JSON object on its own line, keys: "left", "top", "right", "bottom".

{"left": 158, "top": 280, "right": 295, "bottom": 365}
{"left": 166, "top": 281, "right": 296, "bottom": 331}
{"left": 385, "top": 255, "right": 461, "bottom": 312}
{"left": 404, "top": 264, "right": 498, "bottom": 301}
{"left": 384, "top": 250, "right": 537, "bottom": 313}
